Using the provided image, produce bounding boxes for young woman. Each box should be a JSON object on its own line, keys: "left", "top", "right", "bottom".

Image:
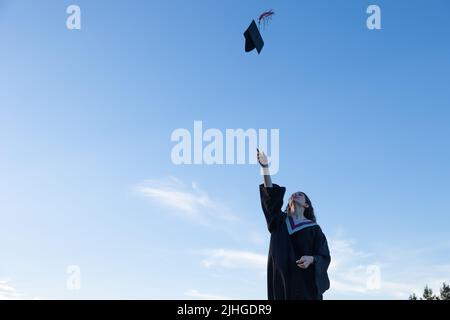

{"left": 257, "top": 149, "right": 331, "bottom": 300}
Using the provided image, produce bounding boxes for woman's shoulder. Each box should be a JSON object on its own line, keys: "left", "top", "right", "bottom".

{"left": 311, "top": 224, "right": 328, "bottom": 238}
{"left": 310, "top": 223, "right": 323, "bottom": 231}
{"left": 305, "top": 222, "right": 323, "bottom": 234}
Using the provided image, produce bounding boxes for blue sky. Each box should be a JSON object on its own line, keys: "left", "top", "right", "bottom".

{"left": 0, "top": 0, "right": 449, "bottom": 299}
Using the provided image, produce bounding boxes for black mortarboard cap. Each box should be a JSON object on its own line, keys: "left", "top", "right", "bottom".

{"left": 244, "top": 20, "right": 264, "bottom": 54}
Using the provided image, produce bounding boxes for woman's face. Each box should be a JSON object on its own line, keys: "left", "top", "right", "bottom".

{"left": 289, "top": 192, "right": 309, "bottom": 208}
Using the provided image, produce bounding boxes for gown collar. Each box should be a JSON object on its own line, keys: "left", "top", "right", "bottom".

{"left": 285, "top": 214, "right": 317, "bottom": 235}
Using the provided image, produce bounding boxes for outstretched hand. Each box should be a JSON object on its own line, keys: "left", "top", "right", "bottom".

{"left": 257, "top": 148, "right": 269, "bottom": 168}
{"left": 257, "top": 148, "right": 272, "bottom": 187}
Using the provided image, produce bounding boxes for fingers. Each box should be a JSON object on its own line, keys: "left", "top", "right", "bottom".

{"left": 257, "top": 149, "right": 268, "bottom": 166}
{"left": 296, "top": 256, "right": 310, "bottom": 269}
{"left": 296, "top": 258, "right": 305, "bottom": 268}
{"left": 296, "top": 257, "right": 306, "bottom": 264}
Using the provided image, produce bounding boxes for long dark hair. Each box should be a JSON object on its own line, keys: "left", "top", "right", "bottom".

{"left": 284, "top": 192, "right": 317, "bottom": 223}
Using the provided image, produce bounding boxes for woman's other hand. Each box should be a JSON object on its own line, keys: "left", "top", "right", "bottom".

{"left": 296, "top": 256, "right": 314, "bottom": 269}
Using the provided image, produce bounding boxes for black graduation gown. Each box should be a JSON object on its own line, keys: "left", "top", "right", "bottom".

{"left": 259, "top": 183, "right": 331, "bottom": 300}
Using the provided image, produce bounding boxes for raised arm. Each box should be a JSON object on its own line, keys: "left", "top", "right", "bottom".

{"left": 257, "top": 148, "right": 272, "bottom": 187}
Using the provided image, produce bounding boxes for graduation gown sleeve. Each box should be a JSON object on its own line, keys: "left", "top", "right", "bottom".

{"left": 259, "top": 183, "right": 286, "bottom": 233}
{"left": 313, "top": 226, "right": 331, "bottom": 296}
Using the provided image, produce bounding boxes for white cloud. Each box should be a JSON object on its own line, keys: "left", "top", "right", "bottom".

{"left": 184, "top": 289, "right": 233, "bottom": 300}
{"left": 0, "top": 279, "right": 23, "bottom": 300}
{"left": 0, "top": 279, "right": 43, "bottom": 300}
{"left": 136, "top": 176, "right": 270, "bottom": 247}
{"left": 192, "top": 238, "right": 450, "bottom": 300}
{"left": 136, "top": 176, "right": 238, "bottom": 226}
{"left": 248, "top": 231, "right": 266, "bottom": 246}
{"left": 327, "top": 238, "right": 382, "bottom": 296}
{"left": 189, "top": 238, "right": 423, "bottom": 299}
{"left": 195, "top": 248, "right": 266, "bottom": 271}
{"left": 327, "top": 237, "right": 450, "bottom": 299}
